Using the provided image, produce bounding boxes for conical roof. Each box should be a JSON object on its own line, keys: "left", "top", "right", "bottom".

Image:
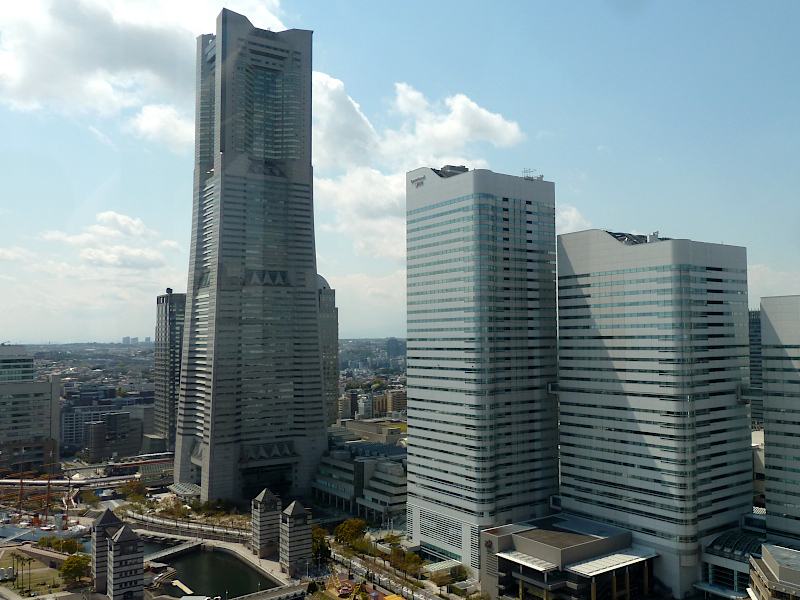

{"left": 283, "top": 500, "right": 308, "bottom": 516}
{"left": 94, "top": 508, "right": 122, "bottom": 527}
{"left": 254, "top": 488, "right": 277, "bottom": 503}
{"left": 111, "top": 524, "right": 141, "bottom": 544}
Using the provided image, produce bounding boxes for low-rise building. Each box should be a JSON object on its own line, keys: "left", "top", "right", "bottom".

{"left": 386, "top": 390, "right": 407, "bottom": 412}
{"left": 338, "top": 419, "right": 404, "bottom": 445}
{"left": 311, "top": 445, "right": 406, "bottom": 521}
{"left": 750, "top": 544, "right": 800, "bottom": 600}
{"left": 480, "top": 514, "right": 656, "bottom": 600}
{"left": 698, "top": 530, "right": 764, "bottom": 600}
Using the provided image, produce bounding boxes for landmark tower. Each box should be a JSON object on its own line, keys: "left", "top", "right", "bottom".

{"left": 175, "top": 9, "right": 325, "bottom": 502}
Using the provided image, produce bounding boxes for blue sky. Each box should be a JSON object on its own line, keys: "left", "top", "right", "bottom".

{"left": 1, "top": 0, "right": 799, "bottom": 343}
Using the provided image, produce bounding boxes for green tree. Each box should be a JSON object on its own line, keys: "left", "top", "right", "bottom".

{"left": 117, "top": 479, "right": 147, "bottom": 498}
{"left": 334, "top": 519, "right": 366, "bottom": 544}
{"left": 115, "top": 387, "right": 128, "bottom": 397}
{"left": 79, "top": 490, "right": 99, "bottom": 506}
{"left": 405, "top": 552, "right": 423, "bottom": 578}
{"left": 450, "top": 565, "right": 469, "bottom": 582}
{"left": 60, "top": 554, "right": 90, "bottom": 583}
{"left": 390, "top": 546, "right": 405, "bottom": 572}
{"left": 57, "top": 538, "right": 79, "bottom": 554}
{"left": 312, "top": 524, "right": 331, "bottom": 563}
{"left": 430, "top": 571, "right": 452, "bottom": 593}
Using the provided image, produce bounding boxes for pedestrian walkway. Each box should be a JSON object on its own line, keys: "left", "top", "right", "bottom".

{"left": 229, "top": 582, "right": 307, "bottom": 600}
{"left": 144, "top": 540, "right": 203, "bottom": 562}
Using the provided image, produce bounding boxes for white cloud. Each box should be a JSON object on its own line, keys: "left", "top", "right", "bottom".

{"left": 556, "top": 205, "right": 592, "bottom": 235}
{"left": 0, "top": 246, "right": 35, "bottom": 262}
{"left": 0, "top": 0, "right": 282, "bottom": 151}
{"left": 312, "top": 75, "right": 526, "bottom": 261}
{"left": 381, "top": 83, "right": 524, "bottom": 171}
{"left": 312, "top": 72, "right": 379, "bottom": 172}
{"left": 327, "top": 270, "right": 406, "bottom": 338}
{"left": 88, "top": 125, "right": 116, "bottom": 148}
{"left": 123, "top": 104, "right": 194, "bottom": 153}
{"left": 749, "top": 264, "right": 800, "bottom": 307}
{"left": 41, "top": 211, "right": 178, "bottom": 270}
{"left": 96, "top": 211, "right": 148, "bottom": 236}
{"left": 80, "top": 245, "right": 166, "bottom": 268}
{"left": 0, "top": 209, "right": 187, "bottom": 342}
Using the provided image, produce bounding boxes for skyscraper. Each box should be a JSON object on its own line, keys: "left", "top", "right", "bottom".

{"left": 405, "top": 166, "right": 559, "bottom": 570}
{"left": 175, "top": 9, "right": 325, "bottom": 502}
{"left": 760, "top": 295, "right": 800, "bottom": 546}
{"left": 317, "top": 275, "right": 339, "bottom": 425}
{"left": 154, "top": 288, "right": 186, "bottom": 448}
{"left": 557, "top": 230, "right": 752, "bottom": 598}
{"left": 749, "top": 308, "right": 764, "bottom": 425}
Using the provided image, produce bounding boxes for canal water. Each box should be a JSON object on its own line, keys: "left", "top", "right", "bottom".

{"left": 143, "top": 542, "right": 278, "bottom": 598}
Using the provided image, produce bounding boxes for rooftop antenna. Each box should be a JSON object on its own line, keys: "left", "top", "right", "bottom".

{"left": 523, "top": 168, "right": 537, "bottom": 179}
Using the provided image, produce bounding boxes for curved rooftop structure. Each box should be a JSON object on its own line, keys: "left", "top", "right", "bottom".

{"left": 706, "top": 530, "right": 765, "bottom": 562}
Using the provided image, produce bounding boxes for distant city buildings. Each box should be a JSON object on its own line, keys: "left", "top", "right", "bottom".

{"left": 154, "top": 288, "right": 185, "bottom": 449}
{"left": 760, "top": 295, "right": 800, "bottom": 546}
{"left": 0, "top": 345, "right": 60, "bottom": 473}
{"left": 405, "top": 166, "right": 558, "bottom": 569}
{"left": 318, "top": 276, "right": 339, "bottom": 425}
{"left": 175, "top": 9, "right": 325, "bottom": 502}
{"left": 386, "top": 337, "right": 405, "bottom": 358}
{"left": 557, "top": 230, "right": 752, "bottom": 598}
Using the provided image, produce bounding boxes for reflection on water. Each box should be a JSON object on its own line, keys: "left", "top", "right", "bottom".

{"left": 145, "top": 542, "right": 277, "bottom": 598}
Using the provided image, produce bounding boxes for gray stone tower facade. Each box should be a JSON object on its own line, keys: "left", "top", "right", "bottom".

{"left": 252, "top": 488, "right": 282, "bottom": 558}
{"left": 91, "top": 509, "right": 122, "bottom": 593}
{"left": 174, "top": 8, "right": 326, "bottom": 503}
{"left": 91, "top": 510, "right": 143, "bottom": 600}
{"left": 279, "top": 501, "right": 312, "bottom": 577}
{"left": 107, "top": 525, "right": 144, "bottom": 600}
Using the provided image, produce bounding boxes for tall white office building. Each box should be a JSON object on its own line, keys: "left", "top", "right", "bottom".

{"left": 175, "top": 9, "right": 326, "bottom": 502}
{"left": 557, "top": 230, "right": 752, "bottom": 598}
{"left": 406, "top": 166, "right": 559, "bottom": 570}
{"left": 760, "top": 295, "right": 800, "bottom": 546}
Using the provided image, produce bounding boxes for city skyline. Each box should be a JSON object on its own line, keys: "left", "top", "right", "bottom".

{"left": 2, "top": 1, "right": 800, "bottom": 343}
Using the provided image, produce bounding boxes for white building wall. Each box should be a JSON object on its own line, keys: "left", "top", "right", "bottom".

{"left": 761, "top": 295, "right": 800, "bottom": 545}
{"left": 557, "top": 230, "right": 752, "bottom": 599}
{"left": 405, "top": 168, "right": 559, "bottom": 571}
